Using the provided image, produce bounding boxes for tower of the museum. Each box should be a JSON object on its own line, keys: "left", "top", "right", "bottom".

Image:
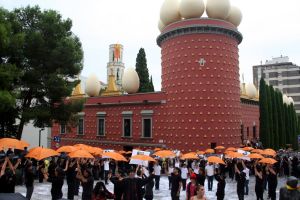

{"left": 107, "top": 44, "right": 125, "bottom": 90}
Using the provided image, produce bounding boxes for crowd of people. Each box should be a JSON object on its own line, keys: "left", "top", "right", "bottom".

{"left": 0, "top": 147, "right": 299, "bottom": 200}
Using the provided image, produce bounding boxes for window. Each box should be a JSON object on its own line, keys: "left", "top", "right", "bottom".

{"left": 141, "top": 110, "right": 154, "bottom": 138}
{"left": 142, "top": 118, "right": 152, "bottom": 138}
{"left": 123, "top": 118, "right": 132, "bottom": 137}
{"left": 122, "top": 111, "right": 133, "bottom": 137}
{"left": 60, "top": 124, "right": 66, "bottom": 134}
{"left": 97, "top": 118, "right": 105, "bottom": 136}
{"left": 78, "top": 118, "right": 84, "bottom": 135}
{"left": 96, "top": 112, "right": 106, "bottom": 136}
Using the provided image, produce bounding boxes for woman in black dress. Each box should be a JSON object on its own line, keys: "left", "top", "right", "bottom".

{"left": 25, "top": 162, "right": 35, "bottom": 200}
{"left": 254, "top": 162, "right": 264, "bottom": 200}
{"left": 46, "top": 167, "right": 65, "bottom": 200}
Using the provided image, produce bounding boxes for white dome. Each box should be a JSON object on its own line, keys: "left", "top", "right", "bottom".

{"left": 122, "top": 68, "right": 140, "bottom": 94}
{"left": 158, "top": 19, "right": 166, "bottom": 32}
{"left": 283, "top": 94, "right": 289, "bottom": 105}
{"left": 179, "top": 0, "right": 205, "bottom": 19}
{"left": 288, "top": 97, "right": 294, "bottom": 105}
{"left": 206, "top": 0, "right": 231, "bottom": 20}
{"left": 160, "top": 0, "right": 181, "bottom": 26}
{"left": 226, "top": 6, "right": 242, "bottom": 27}
{"left": 85, "top": 74, "right": 101, "bottom": 97}
{"left": 245, "top": 83, "right": 257, "bottom": 99}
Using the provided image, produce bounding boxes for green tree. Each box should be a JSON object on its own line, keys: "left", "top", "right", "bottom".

{"left": 271, "top": 86, "right": 279, "bottom": 149}
{"left": 276, "top": 91, "right": 284, "bottom": 148}
{"left": 135, "top": 48, "right": 152, "bottom": 93}
{"left": 259, "top": 78, "right": 269, "bottom": 148}
{"left": 266, "top": 85, "right": 273, "bottom": 148}
{"left": 0, "top": 6, "right": 84, "bottom": 139}
{"left": 284, "top": 104, "right": 290, "bottom": 147}
{"left": 149, "top": 76, "right": 155, "bottom": 92}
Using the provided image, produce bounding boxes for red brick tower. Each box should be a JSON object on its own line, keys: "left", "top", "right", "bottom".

{"left": 157, "top": 18, "right": 243, "bottom": 151}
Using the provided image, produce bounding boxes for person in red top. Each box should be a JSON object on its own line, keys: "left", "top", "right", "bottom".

{"left": 186, "top": 173, "right": 198, "bottom": 200}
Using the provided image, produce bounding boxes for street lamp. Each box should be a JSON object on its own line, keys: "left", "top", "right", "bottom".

{"left": 39, "top": 128, "right": 45, "bottom": 147}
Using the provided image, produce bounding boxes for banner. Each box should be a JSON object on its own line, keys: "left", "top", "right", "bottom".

{"left": 129, "top": 149, "right": 150, "bottom": 167}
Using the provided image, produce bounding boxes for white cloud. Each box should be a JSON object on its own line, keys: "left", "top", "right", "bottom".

{"left": 1, "top": 0, "right": 300, "bottom": 89}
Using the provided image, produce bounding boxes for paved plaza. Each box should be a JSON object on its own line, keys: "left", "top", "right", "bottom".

{"left": 16, "top": 175, "right": 286, "bottom": 200}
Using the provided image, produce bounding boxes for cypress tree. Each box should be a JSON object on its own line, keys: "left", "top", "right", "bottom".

{"left": 271, "top": 87, "right": 279, "bottom": 149}
{"left": 135, "top": 48, "right": 152, "bottom": 93}
{"left": 149, "top": 76, "right": 155, "bottom": 92}
{"left": 266, "top": 85, "right": 273, "bottom": 148}
{"left": 259, "top": 78, "right": 269, "bottom": 148}
{"left": 284, "top": 104, "right": 290, "bottom": 146}
{"left": 276, "top": 91, "right": 284, "bottom": 148}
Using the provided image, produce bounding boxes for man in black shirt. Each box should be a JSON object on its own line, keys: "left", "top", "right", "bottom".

{"left": 171, "top": 167, "right": 182, "bottom": 200}
{"left": 235, "top": 162, "right": 246, "bottom": 200}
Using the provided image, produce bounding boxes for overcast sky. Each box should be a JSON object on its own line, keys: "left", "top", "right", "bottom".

{"left": 1, "top": 0, "right": 300, "bottom": 90}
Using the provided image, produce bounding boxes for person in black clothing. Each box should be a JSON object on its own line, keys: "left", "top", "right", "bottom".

{"left": 38, "top": 160, "right": 45, "bottom": 183}
{"left": 64, "top": 158, "right": 77, "bottom": 200}
{"left": 215, "top": 169, "right": 226, "bottom": 200}
{"left": 92, "top": 159, "right": 100, "bottom": 180}
{"left": 92, "top": 181, "right": 114, "bottom": 200}
{"left": 121, "top": 168, "right": 154, "bottom": 200}
{"left": 0, "top": 157, "right": 9, "bottom": 193}
{"left": 254, "top": 162, "right": 264, "bottom": 200}
{"left": 25, "top": 162, "right": 35, "bottom": 200}
{"left": 196, "top": 168, "right": 206, "bottom": 186}
{"left": 235, "top": 162, "right": 246, "bottom": 200}
{"left": 266, "top": 164, "right": 277, "bottom": 200}
{"left": 46, "top": 167, "right": 65, "bottom": 200}
{"left": 144, "top": 168, "right": 155, "bottom": 200}
{"left": 48, "top": 159, "right": 57, "bottom": 180}
{"left": 109, "top": 171, "right": 124, "bottom": 200}
{"left": 77, "top": 166, "right": 94, "bottom": 200}
{"left": 171, "top": 167, "right": 182, "bottom": 200}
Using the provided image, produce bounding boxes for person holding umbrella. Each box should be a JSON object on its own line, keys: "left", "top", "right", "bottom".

{"left": 254, "top": 161, "right": 264, "bottom": 200}
{"left": 76, "top": 161, "right": 94, "bottom": 200}
{"left": 266, "top": 164, "right": 278, "bottom": 200}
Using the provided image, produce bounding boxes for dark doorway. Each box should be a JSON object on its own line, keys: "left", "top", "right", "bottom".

{"left": 123, "top": 145, "right": 133, "bottom": 152}
{"left": 253, "top": 126, "right": 256, "bottom": 138}
{"left": 211, "top": 142, "right": 216, "bottom": 149}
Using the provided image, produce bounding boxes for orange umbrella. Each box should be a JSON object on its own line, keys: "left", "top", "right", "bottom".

{"left": 242, "top": 147, "right": 254, "bottom": 151}
{"left": 0, "top": 138, "right": 29, "bottom": 150}
{"left": 215, "top": 146, "right": 225, "bottom": 150}
{"left": 26, "top": 147, "right": 59, "bottom": 160}
{"left": 69, "top": 150, "right": 94, "bottom": 159}
{"left": 56, "top": 146, "right": 76, "bottom": 153}
{"left": 207, "top": 156, "right": 225, "bottom": 165}
{"left": 73, "top": 144, "right": 91, "bottom": 151}
{"left": 259, "top": 158, "right": 277, "bottom": 165}
{"left": 153, "top": 150, "right": 176, "bottom": 158}
{"left": 89, "top": 147, "right": 103, "bottom": 156}
{"left": 20, "top": 140, "right": 30, "bottom": 148}
{"left": 131, "top": 155, "right": 156, "bottom": 162}
{"left": 251, "top": 149, "right": 263, "bottom": 154}
{"left": 248, "top": 153, "right": 264, "bottom": 159}
{"left": 102, "top": 151, "right": 127, "bottom": 162}
{"left": 226, "top": 147, "right": 236, "bottom": 152}
{"left": 261, "top": 150, "right": 276, "bottom": 157}
{"left": 265, "top": 148, "right": 276, "bottom": 154}
{"left": 154, "top": 148, "right": 162, "bottom": 152}
{"left": 196, "top": 151, "right": 205, "bottom": 155}
{"left": 205, "top": 149, "right": 215, "bottom": 154}
{"left": 226, "top": 152, "right": 243, "bottom": 158}
{"left": 119, "top": 150, "right": 126, "bottom": 154}
{"left": 180, "top": 153, "right": 199, "bottom": 160}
